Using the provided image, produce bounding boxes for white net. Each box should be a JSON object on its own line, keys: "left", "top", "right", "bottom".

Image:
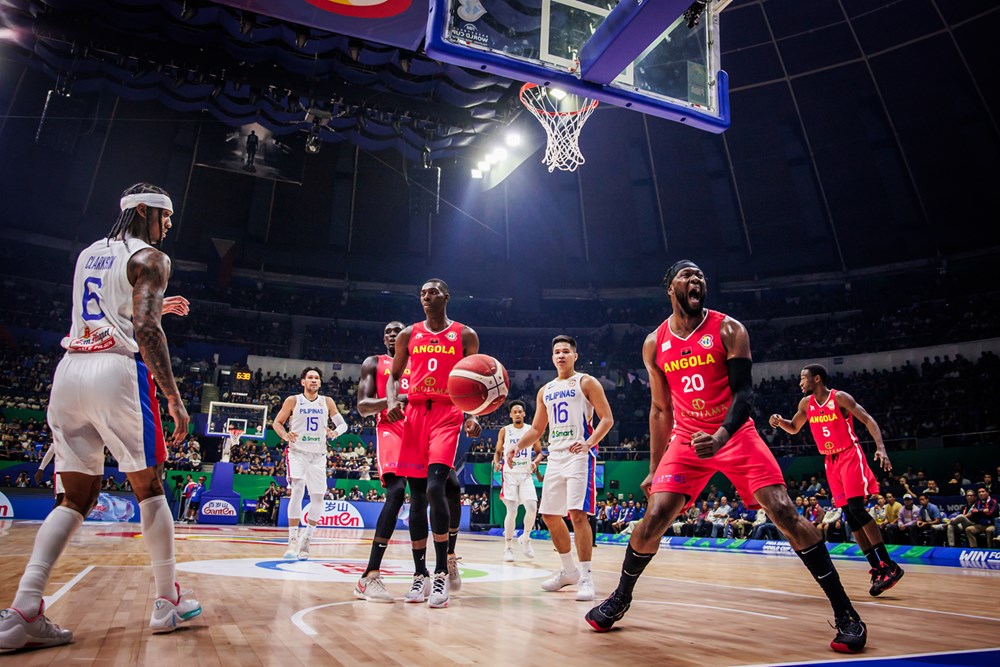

{"left": 520, "top": 83, "right": 598, "bottom": 173}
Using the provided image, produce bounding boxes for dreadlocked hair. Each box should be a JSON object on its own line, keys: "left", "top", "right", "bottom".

{"left": 107, "top": 182, "right": 170, "bottom": 247}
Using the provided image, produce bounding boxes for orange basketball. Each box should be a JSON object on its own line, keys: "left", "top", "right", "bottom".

{"left": 447, "top": 354, "right": 510, "bottom": 416}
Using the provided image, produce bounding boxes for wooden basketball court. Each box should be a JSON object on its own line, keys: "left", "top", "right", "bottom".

{"left": 2, "top": 521, "right": 999, "bottom": 666}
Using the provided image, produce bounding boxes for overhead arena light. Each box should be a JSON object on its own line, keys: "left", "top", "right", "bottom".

{"left": 477, "top": 161, "right": 491, "bottom": 172}
{"left": 505, "top": 132, "right": 521, "bottom": 147}
{"left": 471, "top": 168, "right": 483, "bottom": 179}
{"left": 548, "top": 88, "right": 567, "bottom": 101}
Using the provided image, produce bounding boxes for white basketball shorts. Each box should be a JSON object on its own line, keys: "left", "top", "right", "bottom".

{"left": 501, "top": 470, "right": 537, "bottom": 505}
{"left": 538, "top": 453, "right": 598, "bottom": 517}
{"left": 47, "top": 353, "right": 166, "bottom": 475}
{"left": 286, "top": 449, "right": 328, "bottom": 493}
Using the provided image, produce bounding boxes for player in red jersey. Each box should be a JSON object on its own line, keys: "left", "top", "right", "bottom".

{"left": 386, "top": 279, "right": 481, "bottom": 608}
{"left": 353, "top": 321, "right": 436, "bottom": 603}
{"left": 770, "top": 364, "right": 903, "bottom": 596}
{"left": 586, "top": 261, "right": 867, "bottom": 654}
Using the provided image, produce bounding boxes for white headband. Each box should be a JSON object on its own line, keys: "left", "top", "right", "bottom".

{"left": 120, "top": 193, "right": 174, "bottom": 213}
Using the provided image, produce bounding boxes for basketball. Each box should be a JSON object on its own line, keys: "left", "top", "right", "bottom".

{"left": 447, "top": 354, "right": 510, "bottom": 415}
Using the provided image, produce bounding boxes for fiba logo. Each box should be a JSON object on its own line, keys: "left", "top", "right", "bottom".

{"left": 698, "top": 334, "right": 713, "bottom": 349}
{"left": 202, "top": 500, "right": 237, "bottom": 517}
{"left": 456, "top": 0, "right": 487, "bottom": 22}
{"left": 691, "top": 398, "right": 705, "bottom": 410}
{"left": 446, "top": 331, "right": 458, "bottom": 341}
{"left": 0, "top": 491, "right": 13, "bottom": 518}
{"left": 302, "top": 500, "right": 365, "bottom": 528}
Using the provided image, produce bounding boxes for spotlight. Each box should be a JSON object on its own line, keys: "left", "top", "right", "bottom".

{"left": 505, "top": 132, "right": 521, "bottom": 147}
{"left": 485, "top": 152, "right": 500, "bottom": 165}
{"left": 295, "top": 32, "right": 308, "bottom": 49}
{"left": 548, "top": 88, "right": 567, "bottom": 101}
{"left": 471, "top": 168, "right": 483, "bottom": 179}
{"left": 305, "top": 133, "right": 321, "bottom": 154}
{"left": 477, "top": 161, "right": 490, "bottom": 172}
{"left": 493, "top": 147, "right": 508, "bottom": 161}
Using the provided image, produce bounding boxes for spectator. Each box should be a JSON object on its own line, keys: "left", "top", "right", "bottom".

{"left": 710, "top": 497, "right": 732, "bottom": 538}
{"left": 961, "top": 486, "right": 998, "bottom": 548}
{"left": 887, "top": 494, "right": 920, "bottom": 544}
{"left": 913, "top": 494, "right": 942, "bottom": 546}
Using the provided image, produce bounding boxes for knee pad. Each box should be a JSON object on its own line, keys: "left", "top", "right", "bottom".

{"left": 309, "top": 493, "right": 325, "bottom": 513}
{"left": 383, "top": 475, "right": 407, "bottom": 511}
{"left": 843, "top": 497, "right": 872, "bottom": 531}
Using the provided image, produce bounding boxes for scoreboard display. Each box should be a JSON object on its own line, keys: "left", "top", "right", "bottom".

{"left": 232, "top": 370, "right": 252, "bottom": 397}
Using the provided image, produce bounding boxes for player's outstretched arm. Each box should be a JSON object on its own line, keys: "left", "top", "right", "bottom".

{"left": 325, "top": 397, "right": 349, "bottom": 440}
{"left": 836, "top": 390, "right": 891, "bottom": 471}
{"left": 356, "top": 355, "right": 386, "bottom": 418}
{"left": 460, "top": 325, "right": 482, "bottom": 436}
{"left": 506, "top": 388, "right": 548, "bottom": 466}
{"left": 129, "top": 247, "right": 188, "bottom": 446}
{"left": 272, "top": 396, "right": 298, "bottom": 442}
{"left": 769, "top": 396, "right": 810, "bottom": 434}
{"left": 642, "top": 332, "right": 673, "bottom": 496}
{"left": 385, "top": 327, "right": 412, "bottom": 421}
{"left": 494, "top": 427, "right": 506, "bottom": 471}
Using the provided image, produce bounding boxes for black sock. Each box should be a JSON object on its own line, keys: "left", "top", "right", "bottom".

{"left": 862, "top": 548, "right": 882, "bottom": 570}
{"left": 364, "top": 541, "right": 389, "bottom": 578}
{"left": 616, "top": 545, "right": 655, "bottom": 598}
{"left": 872, "top": 543, "right": 895, "bottom": 568}
{"left": 796, "top": 540, "right": 854, "bottom": 616}
{"left": 412, "top": 548, "right": 429, "bottom": 577}
{"left": 448, "top": 530, "right": 459, "bottom": 555}
{"left": 433, "top": 538, "right": 449, "bottom": 574}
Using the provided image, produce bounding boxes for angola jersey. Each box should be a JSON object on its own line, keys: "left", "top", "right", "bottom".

{"left": 288, "top": 393, "right": 329, "bottom": 455}
{"left": 502, "top": 424, "right": 532, "bottom": 474}
{"left": 62, "top": 236, "right": 156, "bottom": 355}
{"left": 407, "top": 320, "right": 464, "bottom": 402}
{"left": 654, "top": 309, "right": 754, "bottom": 437}
{"left": 375, "top": 354, "right": 408, "bottom": 433}
{"left": 541, "top": 373, "right": 595, "bottom": 458}
{"left": 807, "top": 389, "right": 859, "bottom": 455}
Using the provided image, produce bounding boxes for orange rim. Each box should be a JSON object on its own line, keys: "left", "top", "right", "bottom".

{"left": 520, "top": 82, "right": 598, "bottom": 118}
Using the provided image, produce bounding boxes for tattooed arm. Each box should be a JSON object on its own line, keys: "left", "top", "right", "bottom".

{"left": 128, "top": 248, "right": 189, "bottom": 446}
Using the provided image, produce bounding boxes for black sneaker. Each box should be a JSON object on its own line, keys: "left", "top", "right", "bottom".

{"left": 585, "top": 590, "right": 631, "bottom": 632}
{"left": 869, "top": 563, "right": 904, "bottom": 597}
{"left": 830, "top": 610, "right": 867, "bottom": 654}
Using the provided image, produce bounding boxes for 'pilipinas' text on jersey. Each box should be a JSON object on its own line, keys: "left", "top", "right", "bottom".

{"left": 807, "top": 389, "right": 859, "bottom": 455}
{"left": 288, "top": 393, "right": 329, "bottom": 454}
{"left": 503, "top": 424, "right": 532, "bottom": 473}
{"left": 543, "top": 373, "right": 595, "bottom": 458}
{"left": 654, "top": 309, "right": 754, "bottom": 436}
{"left": 407, "top": 320, "right": 464, "bottom": 402}
{"left": 376, "top": 354, "right": 409, "bottom": 431}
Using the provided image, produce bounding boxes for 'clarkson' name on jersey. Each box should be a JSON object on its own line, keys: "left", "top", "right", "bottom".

{"left": 84, "top": 255, "right": 116, "bottom": 270}
{"left": 544, "top": 389, "right": 577, "bottom": 402}
{"left": 412, "top": 345, "right": 457, "bottom": 354}
{"left": 662, "top": 353, "right": 716, "bottom": 373}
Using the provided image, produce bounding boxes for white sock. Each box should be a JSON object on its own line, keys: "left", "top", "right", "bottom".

{"left": 288, "top": 524, "right": 299, "bottom": 541}
{"left": 140, "top": 496, "right": 178, "bottom": 600}
{"left": 559, "top": 551, "right": 577, "bottom": 573}
{"left": 579, "top": 561, "right": 593, "bottom": 580}
{"left": 505, "top": 539, "right": 513, "bottom": 548}
{"left": 12, "top": 505, "right": 83, "bottom": 616}
{"left": 521, "top": 502, "right": 538, "bottom": 540}
{"left": 305, "top": 523, "right": 316, "bottom": 537}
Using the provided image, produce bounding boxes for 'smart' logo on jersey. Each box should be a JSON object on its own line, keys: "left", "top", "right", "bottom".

{"left": 0, "top": 491, "right": 13, "bottom": 518}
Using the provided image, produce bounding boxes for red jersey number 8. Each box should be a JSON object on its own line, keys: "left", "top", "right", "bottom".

{"left": 401, "top": 377, "right": 409, "bottom": 391}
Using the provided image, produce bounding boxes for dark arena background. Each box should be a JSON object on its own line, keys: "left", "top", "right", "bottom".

{"left": 0, "top": 1, "right": 998, "bottom": 666}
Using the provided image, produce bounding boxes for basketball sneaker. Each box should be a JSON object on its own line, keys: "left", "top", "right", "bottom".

{"left": 404, "top": 574, "right": 431, "bottom": 603}
{"left": 830, "top": 610, "right": 867, "bottom": 654}
{"left": 149, "top": 583, "right": 202, "bottom": 634}
{"left": 283, "top": 534, "right": 298, "bottom": 559}
{"left": 540, "top": 569, "right": 580, "bottom": 592}
{"left": 428, "top": 572, "right": 449, "bottom": 609}
{"left": 353, "top": 574, "right": 395, "bottom": 603}
{"left": 503, "top": 546, "right": 515, "bottom": 562}
{"left": 297, "top": 532, "right": 311, "bottom": 560}
{"left": 0, "top": 603, "right": 72, "bottom": 650}
{"left": 447, "top": 554, "right": 462, "bottom": 592}
{"left": 869, "top": 563, "right": 904, "bottom": 597}
{"left": 585, "top": 590, "right": 632, "bottom": 632}
{"left": 575, "top": 578, "right": 595, "bottom": 602}
{"left": 519, "top": 536, "right": 535, "bottom": 559}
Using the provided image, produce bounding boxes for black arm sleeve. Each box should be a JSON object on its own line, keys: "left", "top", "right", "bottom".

{"left": 720, "top": 357, "right": 753, "bottom": 440}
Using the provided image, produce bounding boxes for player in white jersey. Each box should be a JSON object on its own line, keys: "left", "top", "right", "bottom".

{"left": 0, "top": 183, "right": 201, "bottom": 651}
{"left": 493, "top": 400, "right": 542, "bottom": 561}
{"left": 272, "top": 367, "right": 349, "bottom": 560}
{"left": 507, "top": 335, "right": 614, "bottom": 602}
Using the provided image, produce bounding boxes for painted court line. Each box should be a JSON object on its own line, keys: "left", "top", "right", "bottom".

{"left": 43, "top": 566, "right": 94, "bottom": 610}
{"left": 735, "top": 646, "right": 1000, "bottom": 667}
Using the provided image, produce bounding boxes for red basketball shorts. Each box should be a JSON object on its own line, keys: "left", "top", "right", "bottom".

{"left": 824, "top": 443, "right": 879, "bottom": 507}
{"left": 375, "top": 418, "right": 405, "bottom": 482}
{"left": 650, "top": 424, "right": 785, "bottom": 509}
{"left": 396, "top": 399, "right": 464, "bottom": 478}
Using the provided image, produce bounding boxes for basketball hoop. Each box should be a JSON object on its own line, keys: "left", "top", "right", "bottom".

{"left": 520, "top": 82, "right": 598, "bottom": 173}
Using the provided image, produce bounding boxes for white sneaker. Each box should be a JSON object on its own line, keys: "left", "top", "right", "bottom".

{"left": 297, "top": 532, "right": 311, "bottom": 560}
{"left": 149, "top": 583, "right": 202, "bottom": 634}
{"left": 576, "top": 578, "right": 596, "bottom": 601}
{"left": 427, "top": 572, "right": 449, "bottom": 609}
{"left": 283, "top": 534, "right": 298, "bottom": 559}
{"left": 352, "top": 574, "right": 395, "bottom": 603}
{"left": 404, "top": 574, "right": 431, "bottom": 603}
{"left": 503, "top": 546, "right": 515, "bottom": 562}
{"left": 541, "top": 569, "right": 580, "bottom": 592}
{"left": 0, "top": 603, "right": 72, "bottom": 650}
{"left": 519, "top": 537, "right": 535, "bottom": 559}
{"left": 447, "top": 555, "right": 462, "bottom": 592}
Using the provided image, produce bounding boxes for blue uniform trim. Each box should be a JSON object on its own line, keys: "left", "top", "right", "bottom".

{"left": 135, "top": 358, "right": 158, "bottom": 468}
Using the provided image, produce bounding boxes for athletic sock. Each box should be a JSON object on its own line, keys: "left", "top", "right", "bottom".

{"left": 12, "top": 505, "right": 83, "bottom": 616}
{"left": 579, "top": 561, "right": 593, "bottom": 581}
{"left": 288, "top": 524, "right": 299, "bottom": 541}
{"left": 872, "top": 543, "right": 895, "bottom": 568}
{"left": 795, "top": 540, "right": 854, "bottom": 616}
{"left": 140, "top": 496, "right": 179, "bottom": 600}
{"left": 305, "top": 523, "right": 315, "bottom": 537}
{"left": 616, "top": 545, "right": 654, "bottom": 598}
{"left": 505, "top": 539, "right": 513, "bottom": 548}
{"left": 433, "top": 538, "right": 449, "bottom": 574}
{"left": 412, "top": 547, "right": 429, "bottom": 577}
{"left": 364, "top": 541, "right": 389, "bottom": 578}
{"left": 862, "top": 548, "right": 882, "bottom": 570}
{"left": 448, "top": 530, "right": 459, "bottom": 555}
{"left": 559, "top": 551, "right": 577, "bottom": 573}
